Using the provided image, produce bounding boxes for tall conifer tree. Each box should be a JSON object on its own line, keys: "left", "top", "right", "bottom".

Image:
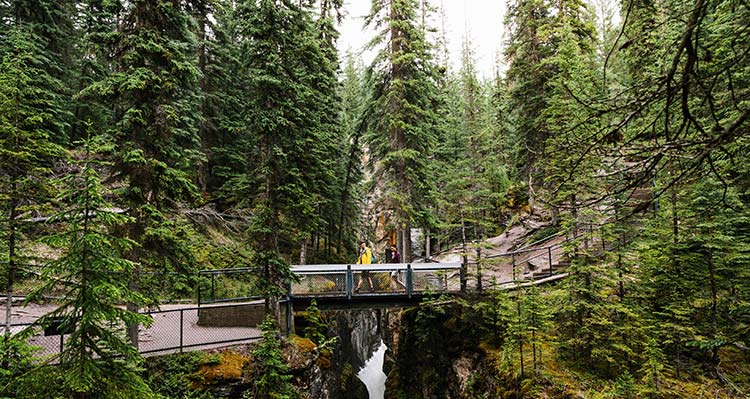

{"left": 83, "top": 0, "right": 203, "bottom": 346}
{"left": 228, "top": 0, "right": 341, "bottom": 312}
{"left": 31, "top": 134, "right": 154, "bottom": 398}
{"left": 0, "top": 10, "right": 66, "bottom": 336}
{"left": 362, "top": 0, "right": 439, "bottom": 260}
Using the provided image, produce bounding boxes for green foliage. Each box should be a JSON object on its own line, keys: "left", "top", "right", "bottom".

{"left": 303, "top": 299, "right": 332, "bottom": 348}
{"left": 0, "top": 20, "right": 66, "bottom": 334}
{"left": 82, "top": 0, "right": 203, "bottom": 254}
{"left": 0, "top": 333, "right": 43, "bottom": 397}
{"left": 77, "top": 1, "right": 204, "bottom": 345}
{"left": 637, "top": 339, "right": 668, "bottom": 398}
{"left": 27, "top": 132, "right": 155, "bottom": 398}
{"left": 221, "top": 0, "right": 345, "bottom": 297}
{"left": 247, "top": 316, "right": 297, "bottom": 399}
{"left": 1, "top": 0, "right": 749, "bottom": 396}
{"left": 333, "top": 54, "right": 367, "bottom": 258}
{"left": 362, "top": 0, "right": 441, "bottom": 248}
{"left": 146, "top": 352, "right": 216, "bottom": 399}
{"left": 433, "top": 48, "right": 512, "bottom": 246}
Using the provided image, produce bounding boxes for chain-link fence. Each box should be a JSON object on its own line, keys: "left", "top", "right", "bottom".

{"left": 197, "top": 268, "right": 263, "bottom": 304}
{"left": 6, "top": 303, "right": 263, "bottom": 360}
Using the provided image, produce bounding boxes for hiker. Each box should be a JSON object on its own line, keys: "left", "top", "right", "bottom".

{"left": 389, "top": 245, "right": 407, "bottom": 291}
{"left": 355, "top": 241, "right": 374, "bottom": 292}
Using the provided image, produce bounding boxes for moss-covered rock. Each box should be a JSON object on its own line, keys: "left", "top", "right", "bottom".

{"left": 285, "top": 334, "right": 319, "bottom": 372}
{"left": 194, "top": 350, "right": 249, "bottom": 385}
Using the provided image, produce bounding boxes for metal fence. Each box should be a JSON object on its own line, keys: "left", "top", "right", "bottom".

{"left": 289, "top": 262, "right": 463, "bottom": 298}
{"left": 197, "top": 267, "right": 264, "bottom": 305}
{"left": 7, "top": 303, "right": 263, "bottom": 360}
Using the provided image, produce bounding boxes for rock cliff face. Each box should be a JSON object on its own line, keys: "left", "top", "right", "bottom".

{"left": 322, "top": 308, "right": 398, "bottom": 398}
{"left": 319, "top": 303, "right": 497, "bottom": 399}
{"left": 383, "top": 301, "right": 504, "bottom": 398}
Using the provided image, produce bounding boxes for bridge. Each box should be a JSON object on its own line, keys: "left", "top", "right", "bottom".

{"left": 289, "top": 262, "right": 463, "bottom": 299}
{"left": 197, "top": 230, "right": 583, "bottom": 307}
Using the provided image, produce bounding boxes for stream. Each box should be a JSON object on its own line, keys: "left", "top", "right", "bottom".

{"left": 329, "top": 308, "right": 394, "bottom": 398}
{"left": 356, "top": 340, "right": 388, "bottom": 399}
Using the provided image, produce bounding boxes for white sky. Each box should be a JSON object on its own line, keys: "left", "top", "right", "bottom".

{"left": 336, "top": 0, "right": 506, "bottom": 79}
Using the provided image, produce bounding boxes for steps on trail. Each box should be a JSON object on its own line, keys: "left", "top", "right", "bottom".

{"left": 531, "top": 268, "right": 559, "bottom": 280}
{"left": 527, "top": 256, "right": 549, "bottom": 270}
{"left": 523, "top": 257, "right": 570, "bottom": 280}
{"left": 523, "top": 267, "right": 559, "bottom": 280}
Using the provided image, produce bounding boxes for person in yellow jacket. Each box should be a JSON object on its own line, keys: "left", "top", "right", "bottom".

{"left": 355, "top": 241, "right": 375, "bottom": 292}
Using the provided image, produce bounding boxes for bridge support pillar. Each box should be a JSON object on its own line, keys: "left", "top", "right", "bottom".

{"left": 281, "top": 299, "right": 294, "bottom": 335}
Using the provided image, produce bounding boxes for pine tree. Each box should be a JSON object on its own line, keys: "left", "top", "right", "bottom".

{"left": 295, "top": 0, "right": 344, "bottom": 265}
{"left": 185, "top": 0, "right": 247, "bottom": 196}
{"left": 247, "top": 316, "right": 296, "bottom": 399}
{"left": 0, "top": 23, "right": 64, "bottom": 336}
{"left": 362, "top": 0, "right": 440, "bottom": 260}
{"left": 68, "top": 0, "right": 121, "bottom": 143}
{"left": 335, "top": 54, "right": 367, "bottom": 258}
{"left": 228, "top": 0, "right": 341, "bottom": 312}
{"left": 635, "top": 172, "right": 750, "bottom": 371}
{"left": 521, "top": 286, "right": 551, "bottom": 372}
{"left": 30, "top": 132, "right": 154, "bottom": 398}
{"left": 503, "top": 0, "right": 553, "bottom": 187}
{"left": 434, "top": 38, "right": 510, "bottom": 267}
{"left": 0, "top": 0, "right": 75, "bottom": 145}
{"left": 81, "top": 0, "right": 203, "bottom": 346}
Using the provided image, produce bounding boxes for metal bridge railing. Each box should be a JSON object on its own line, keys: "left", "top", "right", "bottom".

{"left": 289, "top": 262, "right": 463, "bottom": 299}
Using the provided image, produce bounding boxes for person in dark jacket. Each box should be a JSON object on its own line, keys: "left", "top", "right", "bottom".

{"left": 389, "top": 245, "right": 406, "bottom": 291}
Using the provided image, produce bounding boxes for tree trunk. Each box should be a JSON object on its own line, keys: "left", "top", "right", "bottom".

{"left": 707, "top": 248, "right": 718, "bottom": 363}
{"left": 532, "top": 312, "right": 537, "bottom": 371}
{"left": 476, "top": 246, "right": 482, "bottom": 291}
{"left": 402, "top": 225, "right": 410, "bottom": 263}
{"left": 338, "top": 130, "right": 360, "bottom": 255}
{"left": 4, "top": 186, "right": 18, "bottom": 337}
{"left": 425, "top": 229, "right": 431, "bottom": 260}
{"left": 671, "top": 186, "right": 681, "bottom": 378}
{"left": 517, "top": 298, "right": 524, "bottom": 378}
{"left": 197, "top": 5, "right": 209, "bottom": 192}
{"left": 300, "top": 239, "right": 307, "bottom": 265}
{"left": 460, "top": 206, "right": 468, "bottom": 291}
{"left": 126, "top": 267, "right": 139, "bottom": 349}
{"left": 571, "top": 194, "right": 578, "bottom": 258}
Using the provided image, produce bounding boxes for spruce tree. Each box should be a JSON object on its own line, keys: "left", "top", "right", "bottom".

{"left": 30, "top": 133, "right": 154, "bottom": 398}
{"left": 362, "top": 0, "right": 440, "bottom": 260}
{"left": 228, "top": 0, "right": 340, "bottom": 312}
{"left": 335, "top": 54, "right": 367, "bottom": 258}
{"left": 247, "top": 316, "right": 296, "bottom": 399}
{"left": 0, "top": 24, "right": 64, "bottom": 336}
{"left": 69, "top": 0, "right": 121, "bottom": 143}
{"left": 435, "top": 38, "right": 509, "bottom": 258}
{"left": 82, "top": 0, "right": 203, "bottom": 346}
{"left": 503, "top": 0, "right": 552, "bottom": 188}
{"left": 0, "top": 0, "right": 75, "bottom": 145}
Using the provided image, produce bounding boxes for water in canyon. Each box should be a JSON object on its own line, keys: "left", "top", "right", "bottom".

{"left": 355, "top": 340, "right": 387, "bottom": 399}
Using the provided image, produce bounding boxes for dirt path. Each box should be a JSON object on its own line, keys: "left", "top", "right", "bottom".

{"left": 430, "top": 221, "right": 569, "bottom": 288}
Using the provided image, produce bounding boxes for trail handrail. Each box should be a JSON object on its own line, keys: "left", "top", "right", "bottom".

{"left": 484, "top": 230, "right": 584, "bottom": 259}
